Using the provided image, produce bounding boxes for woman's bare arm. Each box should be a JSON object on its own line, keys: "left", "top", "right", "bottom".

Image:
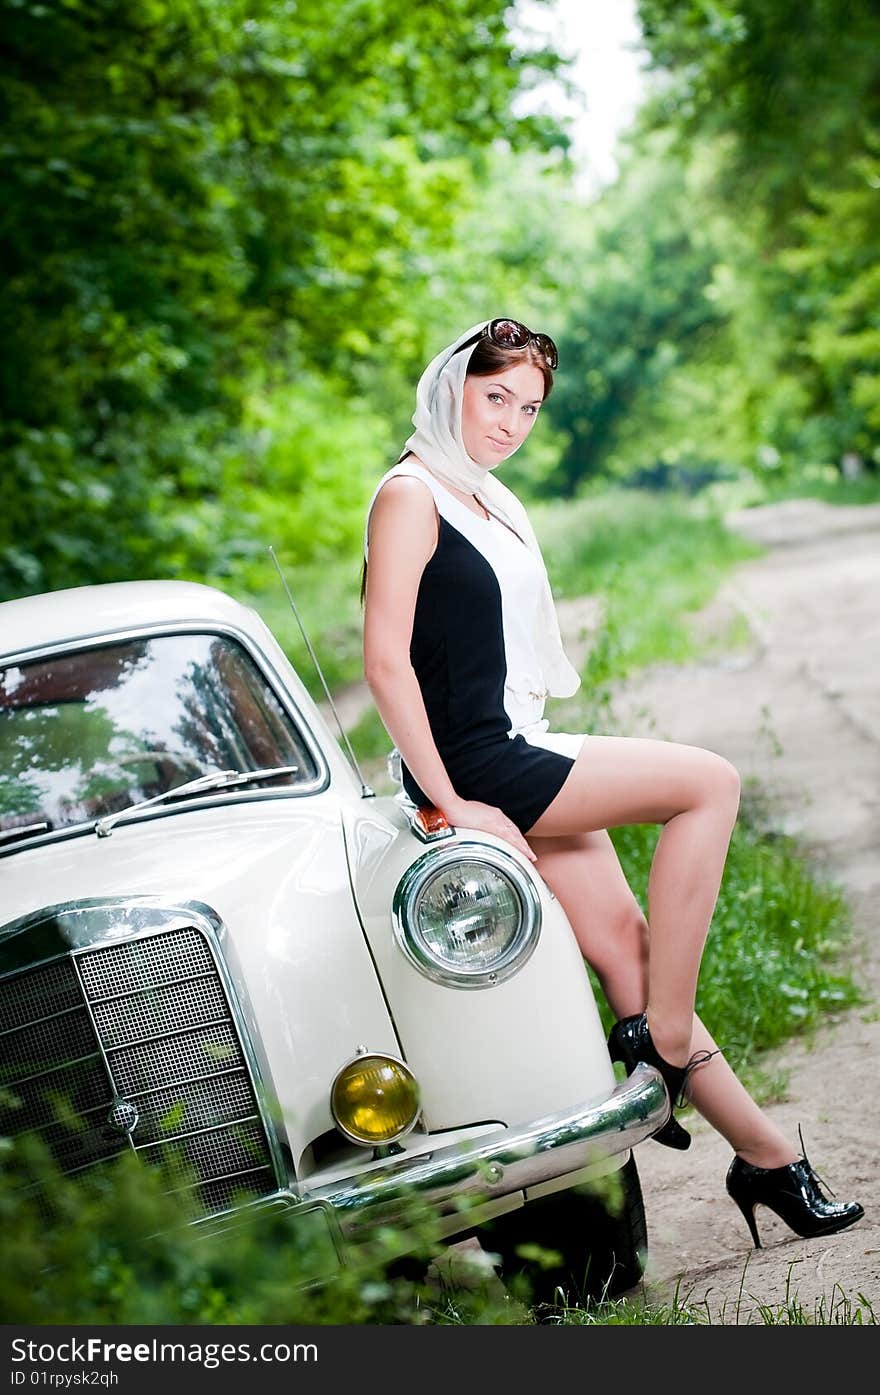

{"left": 363, "top": 477, "right": 456, "bottom": 808}
{"left": 363, "top": 476, "right": 536, "bottom": 861}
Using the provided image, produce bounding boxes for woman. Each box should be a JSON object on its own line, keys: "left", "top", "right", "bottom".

{"left": 361, "top": 317, "right": 863, "bottom": 1249}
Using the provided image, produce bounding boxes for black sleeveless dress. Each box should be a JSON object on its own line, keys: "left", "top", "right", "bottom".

{"left": 365, "top": 461, "right": 586, "bottom": 834}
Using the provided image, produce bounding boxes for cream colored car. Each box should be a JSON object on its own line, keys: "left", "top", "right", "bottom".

{"left": 0, "top": 580, "right": 667, "bottom": 1303}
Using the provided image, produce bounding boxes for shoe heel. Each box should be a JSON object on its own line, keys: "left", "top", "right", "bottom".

{"left": 734, "top": 1197, "right": 762, "bottom": 1249}
{"left": 726, "top": 1144, "right": 864, "bottom": 1249}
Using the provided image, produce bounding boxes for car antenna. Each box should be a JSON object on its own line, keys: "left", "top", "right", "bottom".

{"left": 269, "top": 546, "right": 375, "bottom": 798}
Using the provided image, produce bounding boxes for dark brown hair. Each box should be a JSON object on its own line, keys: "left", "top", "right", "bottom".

{"left": 464, "top": 334, "right": 555, "bottom": 400}
{"left": 359, "top": 334, "right": 554, "bottom": 604}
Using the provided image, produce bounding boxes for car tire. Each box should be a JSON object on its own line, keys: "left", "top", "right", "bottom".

{"left": 473, "top": 1153, "right": 648, "bottom": 1310}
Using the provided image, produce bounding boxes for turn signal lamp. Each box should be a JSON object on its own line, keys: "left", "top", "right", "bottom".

{"left": 330, "top": 1052, "right": 421, "bottom": 1146}
{"left": 411, "top": 805, "right": 454, "bottom": 842}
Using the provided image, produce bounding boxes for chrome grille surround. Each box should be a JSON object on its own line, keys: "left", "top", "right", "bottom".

{"left": 0, "top": 898, "right": 288, "bottom": 1222}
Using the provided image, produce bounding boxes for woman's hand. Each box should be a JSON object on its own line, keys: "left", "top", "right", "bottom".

{"left": 443, "top": 798, "right": 537, "bottom": 863}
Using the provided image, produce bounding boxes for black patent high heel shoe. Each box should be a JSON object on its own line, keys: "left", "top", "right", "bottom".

{"left": 607, "top": 1012, "right": 717, "bottom": 1151}
{"left": 726, "top": 1135, "right": 865, "bottom": 1248}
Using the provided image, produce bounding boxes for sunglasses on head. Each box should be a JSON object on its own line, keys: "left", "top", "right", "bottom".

{"left": 476, "top": 318, "right": 559, "bottom": 370}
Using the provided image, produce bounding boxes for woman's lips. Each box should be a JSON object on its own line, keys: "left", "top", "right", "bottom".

{"left": 488, "top": 437, "right": 510, "bottom": 451}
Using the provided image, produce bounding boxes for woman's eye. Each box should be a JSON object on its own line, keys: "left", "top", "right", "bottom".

{"left": 523, "top": 404, "right": 539, "bottom": 417}
{"left": 488, "top": 393, "right": 504, "bottom": 404}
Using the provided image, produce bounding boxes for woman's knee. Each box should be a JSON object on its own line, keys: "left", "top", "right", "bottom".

{"left": 714, "top": 755, "right": 741, "bottom": 814}
{"left": 695, "top": 751, "right": 741, "bottom": 816}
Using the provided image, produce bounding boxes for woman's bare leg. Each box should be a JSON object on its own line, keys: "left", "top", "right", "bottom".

{"left": 525, "top": 735, "right": 742, "bottom": 1067}
{"left": 530, "top": 828, "right": 797, "bottom": 1167}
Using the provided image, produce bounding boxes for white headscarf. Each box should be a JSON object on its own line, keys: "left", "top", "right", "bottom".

{"left": 367, "top": 321, "right": 580, "bottom": 700}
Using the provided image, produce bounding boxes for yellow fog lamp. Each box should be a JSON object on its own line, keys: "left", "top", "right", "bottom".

{"left": 330, "top": 1051, "right": 421, "bottom": 1147}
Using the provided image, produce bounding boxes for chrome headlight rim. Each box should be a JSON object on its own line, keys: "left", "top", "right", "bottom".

{"left": 391, "top": 841, "right": 542, "bottom": 990}
{"left": 330, "top": 1050, "right": 421, "bottom": 1147}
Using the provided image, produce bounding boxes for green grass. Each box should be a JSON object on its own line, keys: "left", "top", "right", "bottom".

{"left": 426, "top": 1265, "right": 877, "bottom": 1326}
{"left": 549, "top": 1277, "right": 877, "bottom": 1325}
{"left": 348, "top": 702, "right": 396, "bottom": 763}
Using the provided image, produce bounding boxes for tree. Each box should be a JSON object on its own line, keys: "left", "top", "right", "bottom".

{"left": 542, "top": 140, "right": 725, "bottom": 492}
{"left": 631, "top": 0, "right": 880, "bottom": 474}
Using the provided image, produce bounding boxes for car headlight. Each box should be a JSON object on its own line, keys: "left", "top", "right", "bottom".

{"left": 331, "top": 1052, "right": 421, "bottom": 1146}
{"left": 392, "top": 842, "right": 541, "bottom": 989}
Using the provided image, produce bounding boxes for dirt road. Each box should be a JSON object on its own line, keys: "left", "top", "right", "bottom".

{"left": 608, "top": 498, "right": 880, "bottom": 1321}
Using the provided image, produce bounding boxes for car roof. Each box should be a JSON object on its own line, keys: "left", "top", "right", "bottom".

{"left": 0, "top": 580, "right": 263, "bottom": 659}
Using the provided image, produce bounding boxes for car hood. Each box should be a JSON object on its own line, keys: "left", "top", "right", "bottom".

{"left": 0, "top": 791, "right": 402, "bottom": 1173}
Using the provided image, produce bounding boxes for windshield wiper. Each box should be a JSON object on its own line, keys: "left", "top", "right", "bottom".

{"left": 0, "top": 821, "right": 52, "bottom": 846}
{"left": 94, "top": 766, "right": 300, "bottom": 839}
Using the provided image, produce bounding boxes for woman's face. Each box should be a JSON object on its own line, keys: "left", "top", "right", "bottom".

{"left": 460, "top": 361, "right": 546, "bottom": 467}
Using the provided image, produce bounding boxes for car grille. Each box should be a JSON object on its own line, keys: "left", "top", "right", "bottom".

{"left": 0, "top": 926, "right": 280, "bottom": 1218}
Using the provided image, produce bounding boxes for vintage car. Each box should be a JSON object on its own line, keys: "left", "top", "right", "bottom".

{"left": 0, "top": 579, "right": 668, "bottom": 1305}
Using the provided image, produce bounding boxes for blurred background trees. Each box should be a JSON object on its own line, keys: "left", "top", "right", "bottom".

{"left": 1, "top": 0, "right": 877, "bottom": 601}
{"left": 0, "top": 0, "right": 565, "bottom": 595}
{"left": 627, "top": 0, "right": 880, "bottom": 491}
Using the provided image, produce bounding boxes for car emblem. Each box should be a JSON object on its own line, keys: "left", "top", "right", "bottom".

{"left": 106, "top": 1097, "right": 139, "bottom": 1136}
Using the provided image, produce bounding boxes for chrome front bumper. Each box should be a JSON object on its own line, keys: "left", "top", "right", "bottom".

{"left": 301, "top": 1062, "right": 668, "bottom": 1242}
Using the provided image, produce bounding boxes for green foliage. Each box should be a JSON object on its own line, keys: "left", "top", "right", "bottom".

{"left": 780, "top": 129, "right": 880, "bottom": 454}
{"left": 542, "top": 142, "right": 726, "bottom": 493}
{"left": 0, "top": 0, "right": 567, "bottom": 599}
{"left": 626, "top": 0, "right": 880, "bottom": 478}
{"left": 0, "top": 1128, "right": 440, "bottom": 1324}
{"left": 8, "top": 1103, "right": 870, "bottom": 1327}
{"left": 205, "top": 374, "right": 396, "bottom": 587}
{"left": 756, "top": 464, "right": 880, "bottom": 508}
{"left": 635, "top": 0, "right": 879, "bottom": 222}
{"left": 6, "top": 0, "right": 878, "bottom": 597}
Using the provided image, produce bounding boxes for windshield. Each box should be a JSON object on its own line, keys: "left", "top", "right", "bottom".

{"left": 0, "top": 633, "right": 320, "bottom": 837}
